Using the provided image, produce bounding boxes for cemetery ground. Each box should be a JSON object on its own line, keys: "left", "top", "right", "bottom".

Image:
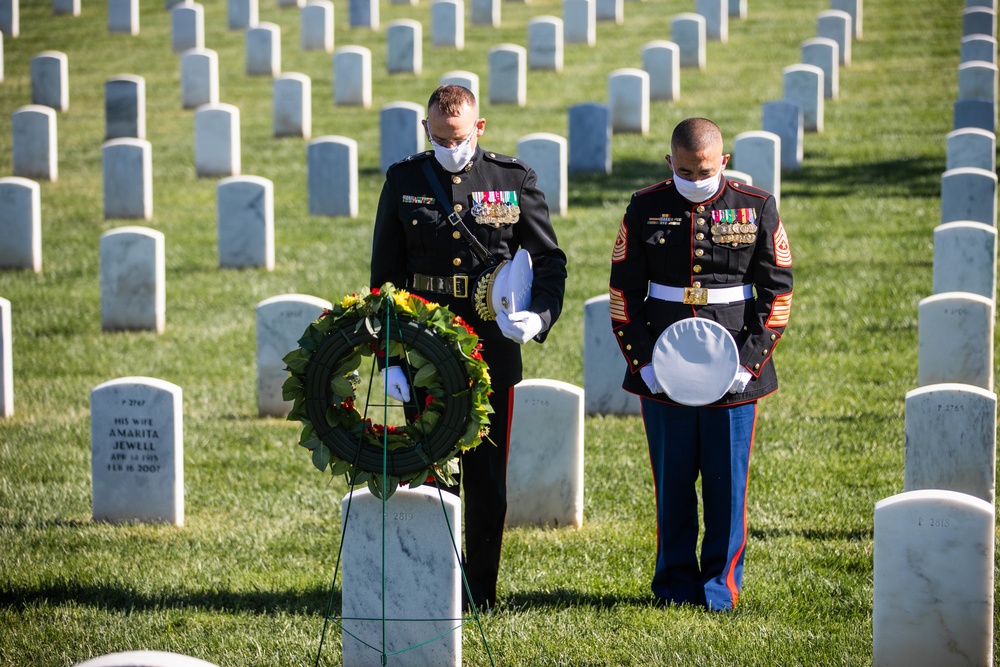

{"left": 0, "top": 0, "right": 991, "bottom": 664}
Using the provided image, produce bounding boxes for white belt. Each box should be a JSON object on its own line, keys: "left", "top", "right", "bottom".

{"left": 648, "top": 282, "right": 753, "bottom": 305}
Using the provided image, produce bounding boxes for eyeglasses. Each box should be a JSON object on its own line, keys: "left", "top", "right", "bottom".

{"left": 424, "top": 121, "right": 481, "bottom": 149}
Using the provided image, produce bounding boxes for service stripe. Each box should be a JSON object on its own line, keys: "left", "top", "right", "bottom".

{"left": 766, "top": 292, "right": 792, "bottom": 328}
{"left": 612, "top": 218, "right": 628, "bottom": 263}
{"left": 609, "top": 287, "right": 628, "bottom": 322}
{"left": 773, "top": 221, "right": 792, "bottom": 267}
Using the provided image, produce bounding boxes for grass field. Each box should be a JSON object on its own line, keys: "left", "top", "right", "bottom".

{"left": 0, "top": 0, "right": 994, "bottom": 665}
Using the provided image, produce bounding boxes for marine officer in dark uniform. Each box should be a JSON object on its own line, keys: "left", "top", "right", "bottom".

{"left": 370, "top": 84, "right": 567, "bottom": 611}
{"left": 609, "top": 118, "right": 793, "bottom": 610}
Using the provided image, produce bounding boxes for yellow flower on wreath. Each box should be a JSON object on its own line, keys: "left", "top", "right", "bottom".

{"left": 392, "top": 289, "right": 414, "bottom": 313}
{"left": 340, "top": 293, "right": 359, "bottom": 309}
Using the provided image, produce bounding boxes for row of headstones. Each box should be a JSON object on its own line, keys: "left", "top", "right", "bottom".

{"left": 872, "top": 5, "right": 998, "bottom": 665}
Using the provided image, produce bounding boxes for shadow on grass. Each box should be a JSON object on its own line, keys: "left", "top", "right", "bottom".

{"left": 781, "top": 156, "right": 945, "bottom": 199}
{"left": 0, "top": 581, "right": 338, "bottom": 616}
{"left": 501, "top": 588, "right": 654, "bottom": 612}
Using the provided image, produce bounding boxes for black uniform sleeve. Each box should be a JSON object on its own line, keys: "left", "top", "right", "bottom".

{"left": 370, "top": 172, "right": 408, "bottom": 291}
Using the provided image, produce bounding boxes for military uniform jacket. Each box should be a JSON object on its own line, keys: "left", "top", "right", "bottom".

{"left": 609, "top": 175, "right": 793, "bottom": 406}
{"left": 371, "top": 146, "right": 567, "bottom": 390}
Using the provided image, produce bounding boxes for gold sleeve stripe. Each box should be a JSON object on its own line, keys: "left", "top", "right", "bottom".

{"left": 611, "top": 218, "right": 628, "bottom": 263}
{"left": 610, "top": 287, "right": 628, "bottom": 322}
{"left": 766, "top": 292, "right": 792, "bottom": 328}
{"left": 773, "top": 221, "right": 792, "bottom": 267}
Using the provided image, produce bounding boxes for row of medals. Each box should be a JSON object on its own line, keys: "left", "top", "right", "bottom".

{"left": 711, "top": 222, "right": 758, "bottom": 246}
{"left": 472, "top": 202, "right": 521, "bottom": 227}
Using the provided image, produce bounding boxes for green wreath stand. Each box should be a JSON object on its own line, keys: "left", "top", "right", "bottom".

{"left": 289, "top": 285, "right": 496, "bottom": 666}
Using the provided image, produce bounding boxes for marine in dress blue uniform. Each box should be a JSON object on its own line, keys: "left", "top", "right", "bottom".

{"left": 609, "top": 118, "right": 793, "bottom": 610}
{"left": 370, "top": 86, "right": 567, "bottom": 610}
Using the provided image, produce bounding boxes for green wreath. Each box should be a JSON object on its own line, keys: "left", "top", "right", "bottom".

{"left": 281, "top": 283, "right": 493, "bottom": 499}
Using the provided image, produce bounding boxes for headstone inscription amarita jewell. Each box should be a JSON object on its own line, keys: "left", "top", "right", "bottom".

{"left": 90, "top": 377, "right": 184, "bottom": 526}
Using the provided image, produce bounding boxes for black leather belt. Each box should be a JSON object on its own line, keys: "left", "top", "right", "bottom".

{"left": 412, "top": 273, "right": 470, "bottom": 298}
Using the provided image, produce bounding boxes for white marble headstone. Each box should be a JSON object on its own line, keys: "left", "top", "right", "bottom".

{"left": 963, "top": 6, "right": 996, "bottom": 38}
{"left": 171, "top": 3, "right": 204, "bottom": 54}
{"left": 432, "top": 0, "right": 464, "bottom": 49}
{"left": 722, "top": 169, "right": 753, "bottom": 185}
{"left": 817, "top": 9, "right": 851, "bottom": 66}
{"left": 228, "top": 0, "right": 257, "bottom": 30}
{"left": 801, "top": 37, "right": 838, "bottom": 99}
{"left": 761, "top": 100, "right": 803, "bottom": 170}
{"left": 831, "top": 0, "right": 862, "bottom": 39}
{"left": 179, "top": 49, "right": 218, "bottom": 109}
{"left": 341, "top": 486, "right": 462, "bottom": 666}
{"left": 0, "top": 297, "right": 10, "bottom": 418}
{"left": 102, "top": 138, "right": 152, "bottom": 220}
{"left": 217, "top": 176, "right": 274, "bottom": 270}
{"left": 31, "top": 51, "right": 69, "bottom": 111}
{"left": 607, "top": 68, "right": 649, "bottom": 135}
{"left": 100, "top": 227, "right": 165, "bottom": 333}
{"left": 671, "top": 13, "right": 706, "bottom": 69}
{"left": 53, "top": 0, "right": 80, "bottom": 15}
{"left": 195, "top": 104, "right": 241, "bottom": 177}
{"left": 528, "top": 16, "right": 563, "bottom": 72}
{"left": 12, "top": 104, "right": 58, "bottom": 181}
{"left": 380, "top": 101, "right": 424, "bottom": 173}
{"left": 0, "top": 0, "right": 16, "bottom": 37}
{"left": 471, "top": 0, "right": 499, "bottom": 27}
{"left": 568, "top": 102, "right": 611, "bottom": 175}
{"left": 334, "top": 46, "right": 372, "bottom": 108}
{"left": 246, "top": 22, "right": 280, "bottom": 77}
{"left": 961, "top": 34, "right": 997, "bottom": 64}
{"left": 642, "top": 41, "right": 679, "bottom": 101}
{"left": 946, "top": 127, "right": 996, "bottom": 172}
{"left": 782, "top": 64, "right": 823, "bottom": 133}
{"left": 932, "top": 221, "right": 996, "bottom": 299}
{"left": 596, "top": 0, "right": 622, "bottom": 24}
{"left": 732, "top": 131, "right": 781, "bottom": 205}
{"left": 959, "top": 61, "right": 999, "bottom": 107}
{"left": 904, "top": 383, "right": 996, "bottom": 504}
{"left": 108, "top": 0, "right": 138, "bottom": 35}
{"left": 488, "top": 44, "right": 527, "bottom": 106}
{"left": 918, "top": 292, "right": 994, "bottom": 391}
{"left": 940, "top": 166, "right": 997, "bottom": 225}
{"left": 506, "top": 379, "right": 584, "bottom": 528}
{"left": 349, "top": 0, "right": 378, "bottom": 29}
{"left": 563, "top": 0, "right": 595, "bottom": 46}
{"left": 273, "top": 73, "right": 311, "bottom": 139}
{"left": 583, "top": 294, "right": 640, "bottom": 415}
{"left": 0, "top": 177, "right": 41, "bottom": 272}
{"left": 440, "top": 71, "right": 479, "bottom": 100}
{"left": 695, "top": 0, "right": 727, "bottom": 42}
{"left": 73, "top": 651, "right": 219, "bottom": 667}
{"left": 873, "top": 490, "right": 994, "bottom": 667}
{"left": 301, "top": 0, "right": 333, "bottom": 52}
{"left": 729, "top": 0, "right": 746, "bottom": 19}
{"left": 386, "top": 19, "right": 422, "bottom": 74}
{"left": 953, "top": 97, "right": 996, "bottom": 132}
{"left": 90, "top": 377, "right": 183, "bottom": 525}
{"left": 255, "top": 294, "right": 331, "bottom": 417}
{"left": 308, "top": 136, "right": 358, "bottom": 217}
{"left": 105, "top": 75, "right": 145, "bottom": 141}
{"left": 1, "top": 33, "right": 4, "bottom": 83}
{"left": 518, "top": 133, "right": 567, "bottom": 216}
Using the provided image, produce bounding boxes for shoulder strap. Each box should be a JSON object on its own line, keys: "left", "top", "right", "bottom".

{"left": 421, "top": 160, "right": 499, "bottom": 268}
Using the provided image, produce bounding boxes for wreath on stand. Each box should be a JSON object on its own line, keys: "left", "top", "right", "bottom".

{"left": 281, "top": 283, "right": 493, "bottom": 499}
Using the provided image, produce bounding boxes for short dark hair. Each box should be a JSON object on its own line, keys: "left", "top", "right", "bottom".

{"left": 428, "top": 85, "right": 478, "bottom": 117}
{"left": 671, "top": 117, "right": 723, "bottom": 153}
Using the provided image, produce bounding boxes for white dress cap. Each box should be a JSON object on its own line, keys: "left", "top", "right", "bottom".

{"left": 652, "top": 317, "right": 739, "bottom": 406}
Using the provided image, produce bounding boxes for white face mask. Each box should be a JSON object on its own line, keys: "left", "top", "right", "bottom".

{"left": 672, "top": 172, "right": 722, "bottom": 203}
{"left": 429, "top": 127, "right": 477, "bottom": 173}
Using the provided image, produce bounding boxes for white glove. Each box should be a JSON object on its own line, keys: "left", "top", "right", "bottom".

{"left": 496, "top": 310, "right": 543, "bottom": 344}
{"left": 639, "top": 364, "right": 662, "bottom": 394}
{"left": 380, "top": 366, "right": 411, "bottom": 402}
{"left": 728, "top": 369, "right": 752, "bottom": 394}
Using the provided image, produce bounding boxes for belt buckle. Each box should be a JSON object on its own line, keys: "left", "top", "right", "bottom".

{"left": 453, "top": 275, "right": 468, "bottom": 298}
{"left": 683, "top": 287, "right": 708, "bottom": 305}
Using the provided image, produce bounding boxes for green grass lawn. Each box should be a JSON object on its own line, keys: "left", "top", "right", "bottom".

{"left": 0, "top": 0, "right": 994, "bottom": 665}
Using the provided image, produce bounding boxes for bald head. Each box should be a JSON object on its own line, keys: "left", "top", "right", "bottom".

{"left": 670, "top": 118, "right": 723, "bottom": 154}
